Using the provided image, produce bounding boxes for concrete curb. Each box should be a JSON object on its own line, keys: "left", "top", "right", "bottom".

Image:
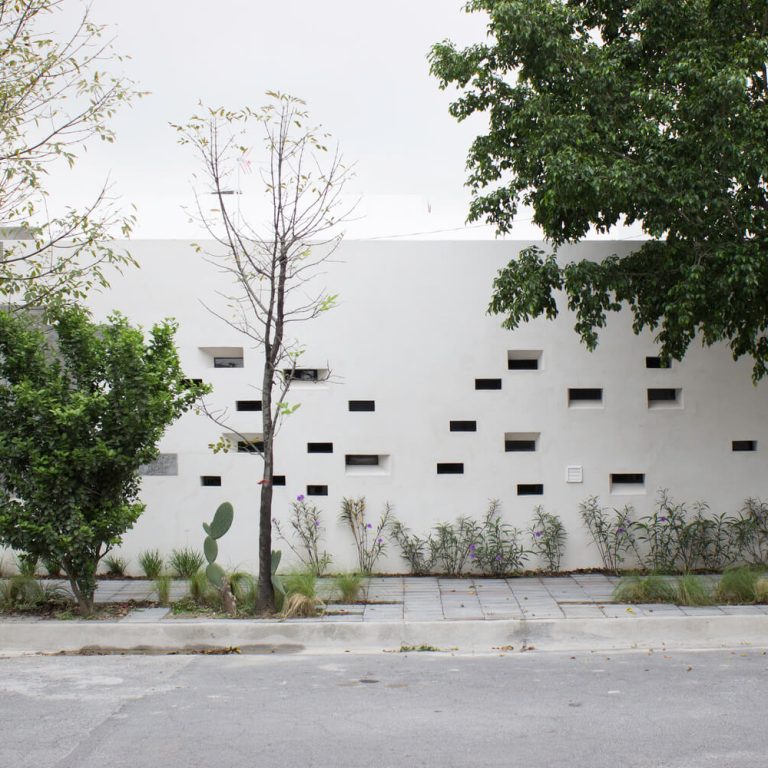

{"left": 2, "top": 614, "right": 768, "bottom": 654}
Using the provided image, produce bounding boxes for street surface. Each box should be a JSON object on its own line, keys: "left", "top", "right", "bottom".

{"left": 1, "top": 648, "right": 766, "bottom": 767}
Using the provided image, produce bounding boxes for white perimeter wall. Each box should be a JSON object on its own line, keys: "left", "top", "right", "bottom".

{"left": 84, "top": 240, "right": 768, "bottom": 574}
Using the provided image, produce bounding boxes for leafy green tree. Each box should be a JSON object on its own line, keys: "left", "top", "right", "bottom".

{"left": 0, "top": 306, "right": 205, "bottom": 614}
{"left": 430, "top": 1, "right": 768, "bottom": 379}
{"left": 0, "top": 0, "right": 141, "bottom": 305}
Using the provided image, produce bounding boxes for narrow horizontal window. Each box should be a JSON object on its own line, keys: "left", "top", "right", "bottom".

{"left": 345, "top": 454, "right": 380, "bottom": 467}
{"left": 349, "top": 400, "right": 375, "bottom": 412}
{"left": 306, "top": 484, "right": 328, "bottom": 496}
{"left": 568, "top": 388, "right": 603, "bottom": 403}
{"left": 610, "top": 473, "right": 646, "bottom": 494}
{"left": 645, "top": 356, "right": 670, "bottom": 369}
{"left": 475, "top": 379, "right": 502, "bottom": 390}
{"left": 450, "top": 420, "right": 477, "bottom": 432}
{"left": 507, "top": 350, "right": 542, "bottom": 370}
{"left": 732, "top": 440, "right": 757, "bottom": 452}
{"left": 307, "top": 442, "right": 333, "bottom": 454}
{"left": 200, "top": 476, "right": 221, "bottom": 487}
{"left": 272, "top": 475, "right": 286, "bottom": 486}
{"left": 285, "top": 368, "right": 319, "bottom": 382}
{"left": 237, "top": 440, "right": 264, "bottom": 453}
{"left": 182, "top": 378, "right": 203, "bottom": 387}
{"left": 505, "top": 439, "right": 536, "bottom": 452}
{"left": 647, "top": 388, "right": 682, "bottom": 408}
{"left": 214, "top": 356, "right": 244, "bottom": 368}
{"left": 236, "top": 400, "right": 262, "bottom": 411}
{"left": 517, "top": 484, "right": 543, "bottom": 496}
{"left": 437, "top": 463, "right": 464, "bottom": 474}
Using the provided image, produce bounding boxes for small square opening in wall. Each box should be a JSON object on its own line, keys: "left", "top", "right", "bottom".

{"left": 504, "top": 432, "right": 539, "bottom": 451}
{"left": 437, "top": 462, "right": 464, "bottom": 474}
{"left": 236, "top": 400, "right": 262, "bottom": 412}
{"left": 200, "top": 476, "right": 221, "bottom": 487}
{"left": 307, "top": 442, "right": 333, "bottom": 454}
{"left": 349, "top": 400, "right": 375, "bottom": 412}
{"left": 283, "top": 368, "right": 329, "bottom": 384}
{"left": 646, "top": 356, "right": 671, "bottom": 369}
{"left": 272, "top": 475, "right": 286, "bottom": 486}
{"left": 568, "top": 388, "right": 603, "bottom": 407}
{"left": 200, "top": 346, "right": 244, "bottom": 368}
{"left": 732, "top": 440, "right": 757, "bottom": 452}
{"left": 517, "top": 484, "right": 543, "bottom": 496}
{"left": 475, "top": 378, "right": 502, "bottom": 390}
{"left": 306, "top": 484, "right": 328, "bottom": 496}
{"left": 182, "top": 378, "right": 203, "bottom": 387}
{"left": 611, "top": 473, "right": 646, "bottom": 494}
{"left": 507, "top": 350, "right": 542, "bottom": 370}
{"left": 214, "top": 356, "right": 244, "bottom": 369}
{"left": 237, "top": 439, "right": 264, "bottom": 453}
{"left": 647, "top": 388, "right": 682, "bottom": 408}
{"left": 450, "top": 420, "right": 477, "bottom": 432}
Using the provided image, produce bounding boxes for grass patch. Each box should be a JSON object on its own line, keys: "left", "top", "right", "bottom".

{"left": 714, "top": 567, "right": 761, "bottom": 604}
{"left": 613, "top": 574, "right": 677, "bottom": 603}
{"left": 103, "top": 554, "right": 129, "bottom": 577}
{"left": 283, "top": 571, "right": 317, "bottom": 600}
{"left": 154, "top": 575, "right": 171, "bottom": 606}
{"left": 334, "top": 573, "right": 364, "bottom": 603}
{"left": 169, "top": 548, "right": 205, "bottom": 578}
{"left": 399, "top": 644, "right": 442, "bottom": 653}
{"left": 676, "top": 574, "right": 714, "bottom": 606}
{"left": 138, "top": 549, "right": 164, "bottom": 579}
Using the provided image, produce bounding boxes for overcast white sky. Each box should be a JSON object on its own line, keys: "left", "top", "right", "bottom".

{"left": 49, "top": 1, "right": 641, "bottom": 241}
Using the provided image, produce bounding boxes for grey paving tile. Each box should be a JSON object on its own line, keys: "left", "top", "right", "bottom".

{"left": 121, "top": 607, "right": 170, "bottom": 622}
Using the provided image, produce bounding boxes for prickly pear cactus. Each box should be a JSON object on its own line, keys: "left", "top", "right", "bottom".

{"left": 203, "top": 502, "right": 236, "bottom": 613}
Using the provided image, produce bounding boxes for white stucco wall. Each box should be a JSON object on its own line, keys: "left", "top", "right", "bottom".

{"left": 83, "top": 239, "right": 768, "bottom": 574}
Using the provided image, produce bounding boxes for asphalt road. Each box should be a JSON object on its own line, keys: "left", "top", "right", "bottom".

{"left": 1, "top": 648, "right": 766, "bottom": 768}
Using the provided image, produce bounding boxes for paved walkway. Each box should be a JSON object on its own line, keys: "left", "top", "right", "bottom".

{"left": 28, "top": 574, "right": 768, "bottom": 623}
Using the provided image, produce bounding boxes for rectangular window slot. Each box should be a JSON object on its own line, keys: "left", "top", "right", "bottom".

{"left": 437, "top": 462, "right": 464, "bottom": 474}
{"left": 475, "top": 379, "right": 502, "bottom": 390}
{"left": 284, "top": 368, "right": 324, "bottom": 382}
{"left": 732, "top": 440, "right": 757, "bottom": 452}
{"left": 236, "top": 400, "right": 262, "bottom": 411}
{"left": 237, "top": 439, "right": 264, "bottom": 453}
{"left": 200, "top": 476, "right": 222, "bottom": 487}
{"left": 568, "top": 388, "right": 603, "bottom": 405}
{"left": 645, "top": 356, "right": 671, "bottom": 369}
{"left": 504, "top": 432, "right": 539, "bottom": 452}
{"left": 647, "top": 388, "right": 682, "bottom": 408}
{"left": 306, "top": 484, "right": 328, "bottom": 496}
{"left": 214, "top": 356, "right": 244, "bottom": 368}
{"left": 182, "top": 378, "right": 203, "bottom": 387}
{"left": 611, "top": 473, "right": 646, "bottom": 494}
{"left": 450, "top": 420, "right": 477, "bottom": 432}
{"left": 507, "top": 350, "right": 542, "bottom": 370}
{"left": 346, "top": 454, "right": 379, "bottom": 466}
{"left": 517, "top": 484, "right": 543, "bottom": 496}
{"left": 272, "top": 475, "right": 286, "bottom": 486}
{"left": 307, "top": 442, "right": 333, "bottom": 454}
{"left": 349, "top": 400, "right": 375, "bottom": 412}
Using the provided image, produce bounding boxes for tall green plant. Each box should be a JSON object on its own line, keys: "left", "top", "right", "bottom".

{"left": 339, "top": 498, "right": 393, "bottom": 575}
{"left": 203, "top": 502, "right": 236, "bottom": 614}
{"left": 0, "top": 306, "right": 205, "bottom": 615}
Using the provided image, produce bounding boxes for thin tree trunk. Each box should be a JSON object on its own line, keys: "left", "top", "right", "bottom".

{"left": 257, "top": 361, "right": 276, "bottom": 612}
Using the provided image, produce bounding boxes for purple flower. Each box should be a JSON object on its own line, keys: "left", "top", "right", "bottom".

{"left": 659, "top": 516, "right": 669, "bottom": 523}
{"left": 297, "top": 494, "right": 305, "bottom": 502}
{"left": 534, "top": 530, "right": 543, "bottom": 539}
{"left": 495, "top": 554, "right": 502, "bottom": 562}
{"left": 616, "top": 527, "right": 626, "bottom": 534}
{"left": 469, "top": 553, "right": 476, "bottom": 560}
{"left": 314, "top": 521, "right": 320, "bottom": 528}
{"left": 366, "top": 523, "right": 373, "bottom": 529}
{"left": 469, "top": 543, "right": 476, "bottom": 552}
{"left": 377, "top": 537, "right": 383, "bottom": 544}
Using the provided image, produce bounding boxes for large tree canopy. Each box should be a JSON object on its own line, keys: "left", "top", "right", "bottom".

{"left": 430, "top": 0, "right": 768, "bottom": 379}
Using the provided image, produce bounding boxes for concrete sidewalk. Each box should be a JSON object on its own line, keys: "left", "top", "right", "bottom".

{"left": 2, "top": 574, "right": 768, "bottom": 655}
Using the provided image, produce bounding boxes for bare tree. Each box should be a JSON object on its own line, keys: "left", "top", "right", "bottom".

{"left": 174, "top": 92, "right": 354, "bottom": 610}
{"left": 0, "top": 0, "right": 141, "bottom": 305}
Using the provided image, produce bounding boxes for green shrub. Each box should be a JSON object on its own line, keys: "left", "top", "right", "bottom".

{"left": 334, "top": 573, "right": 364, "bottom": 603}
{"left": 0, "top": 575, "right": 69, "bottom": 611}
{"left": 103, "top": 554, "right": 128, "bottom": 577}
{"left": 283, "top": 571, "right": 317, "bottom": 600}
{"left": 42, "top": 558, "right": 62, "bottom": 578}
{"left": 714, "top": 567, "right": 761, "bottom": 604}
{"left": 154, "top": 575, "right": 171, "bottom": 607}
{"left": 613, "top": 574, "right": 677, "bottom": 603}
{"left": 169, "top": 548, "right": 205, "bottom": 578}
{"left": 138, "top": 549, "right": 164, "bottom": 579}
